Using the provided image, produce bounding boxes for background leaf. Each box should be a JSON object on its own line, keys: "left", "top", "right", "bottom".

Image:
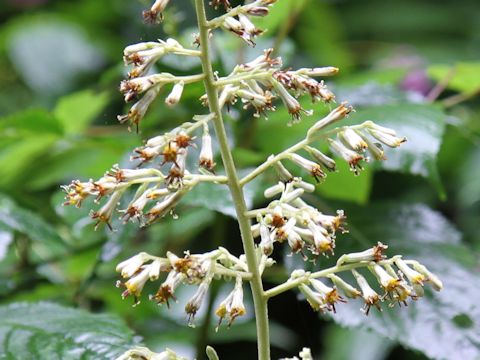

{"left": 0, "top": 302, "right": 139, "bottom": 359}
{"left": 54, "top": 90, "right": 110, "bottom": 134}
{"left": 428, "top": 62, "right": 480, "bottom": 94}
{"left": 342, "top": 103, "right": 448, "bottom": 197}
{"left": 328, "top": 203, "right": 480, "bottom": 360}
{"left": 0, "top": 194, "right": 68, "bottom": 262}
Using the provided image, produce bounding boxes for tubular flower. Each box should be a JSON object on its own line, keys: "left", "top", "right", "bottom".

{"left": 150, "top": 271, "right": 186, "bottom": 306}
{"left": 215, "top": 277, "right": 246, "bottom": 329}
{"left": 370, "top": 264, "right": 414, "bottom": 306}
{"left": 352, "top": 269, "right": 382, "bottom": 315}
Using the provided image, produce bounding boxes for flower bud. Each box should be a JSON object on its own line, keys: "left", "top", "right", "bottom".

{"left": 305, "top": 146, "right": 336, "bottom": 171}
{"left": 337, "top": 242, "right": 388, "bottom": 265}
{"left": 264, "top": 182, "right": 285, "bottom": 198}
{"left": 281, "top": 188, "right": 305, "bottom": 203}
{"left": 339, "top": 128, "right": 368, "bottom": 152}
{"left": 165, "top": 81, "right": 184, "bottom": 107}
{"left": 118, "top": 86, "right": 161, "bottom": 132}
{"left": 298, "top": 67, "right": 339, "bottom": 77}
{"left": 273, "top": 161, "right": 294, "bottom": 182}
{"left": 308, "top": 103, "right": 353, "bottom": 135}
{"left": 199, "top": 130, "right": 216, "bottom": 172}
{"left": 367, "top": 128, "right": 407, "bottom": 148}
{"left": 116, "top": 252, "right": 149, "bottom": 278}
{"left": 411, "top": 262, "right": 443, "bottom": 291}
{"left": 288, "top": 153, "right": 325, "bottom": 182}
{"left": 259, "top": 222, "right": 274, "bottom": 255}
{"left": 328, "top": 274, "right": 361, "bottom": 299}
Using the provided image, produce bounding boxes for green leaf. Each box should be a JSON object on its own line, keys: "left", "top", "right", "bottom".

{"left": 0, "top": 194, "right": 68, "bottom": 262}
{"left": 344, "top": 103, "right": 447, "bottom": 197}
{"left": 296, "top": 0, "right": 352, "bottom": 70}
{"left": 252, "top": 0, "right": 308, "bottom": 34}
{"left": 0, "top": 302, "right": 139, "bottom": 359}
{"left": 0, "top": 225, "right": 13, "bottom": 261}
{"left": 26, "top": 136, "right": 137, "bottom": 190}
{"left": 317, "top": 161, "right": 372, "bottom": 205}
{"left": 322, "top": 325, "right": 393, "bottom": 360}
{"left": 0, "top": 109, "right": 63, "bottom": 135}
{"left": 182, "top": 173, "right": 263, "bottom": 217}
{"left": 183, "top": 182, "right": 236, "bottom": 217}
{"left": 54, "top": 90, "right": 110, "bottom": 134}
{"left": 0, "top": 134, "right": 58, "bottom": 189}
{"left": 4, "top": 15, "right": 104, "bottom": 97}
{"left": 329, "top": 203, "right": 480, "bottom": 360}
{"left": 428, "top": 62, "right": 480, "bottom": 94}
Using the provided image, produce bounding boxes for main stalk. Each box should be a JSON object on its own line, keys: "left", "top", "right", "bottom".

{"left": 194, "top": 1, "right": 271, "bottom": 359}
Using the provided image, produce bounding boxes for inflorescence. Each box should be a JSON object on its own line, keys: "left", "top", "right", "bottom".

{"left": 63, "top": 1, "right": 442, "bottom": 358}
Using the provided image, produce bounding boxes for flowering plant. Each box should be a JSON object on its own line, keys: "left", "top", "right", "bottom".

{"left": 63, "top": 1, "right": 442, "bottom": 359}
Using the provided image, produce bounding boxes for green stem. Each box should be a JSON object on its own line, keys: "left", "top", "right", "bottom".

{"left": 194, "top": 1, "right": 270, "bottom": 359}
{"left": 264, "top": 261, "right": 385, "bottom": 299}
{"left": 240, "top": 139, "right": 308, "bottom": 186}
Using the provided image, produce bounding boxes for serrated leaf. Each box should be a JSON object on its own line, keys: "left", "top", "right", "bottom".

{"left": 428, "top": 62, "right": 480, "bottom": 94}
{"left": 0, "top": 194, "right": 68, "bottom": 262}
{"left": 0, "top": 302, "right": 139, "bottom": 359}
{"left": 328, "top": 203, "right": 480, "bottom": 360}
{"left": 54, "top": 90, "right": 110, "bottom": 134}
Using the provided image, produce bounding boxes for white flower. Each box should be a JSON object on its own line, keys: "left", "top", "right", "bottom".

{"left": 116, "top": 252, "right": 149, "bottom": 278}
{"left": 165, "top": 81, "right": 185, "bottom": 107}
{"left": 352, "top": 269, "right": 382, "bottom": 315}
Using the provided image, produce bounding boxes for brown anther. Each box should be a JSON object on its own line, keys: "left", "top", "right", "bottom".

{"left": 142, "top": 10, "right": 162, "bottom": 24}
{"left": 151, "top": 285, "right": 175, "bottom": 307}
{"left": 373, "top": 242, "right": 388, "bottom": 261}
{"left": 174, "top": 133, "right": 195, "bottom": 148}
{"left": 270, "top": 214, "right": 285, "bottom": 228}
{"left": 310, "top": 166, "right": 326, "bottom": 182}
{"left": 160, "top": 142, "right": 179, "bottom": 166}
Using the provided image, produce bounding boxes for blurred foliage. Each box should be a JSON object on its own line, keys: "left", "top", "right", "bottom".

{"left": 0, "top": 0, "right": 479, "bottom": 359}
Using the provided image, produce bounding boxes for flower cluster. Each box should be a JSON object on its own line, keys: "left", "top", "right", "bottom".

{"left": 251, "top": 179, "right": 347, "bottom": 258}
{"left": 328, "top": 120, "right": 407, "bottom": 175}
{"left": 210, "top": 49, "right": 338, "bottom": 123}
{"left": 115, "top": 248, "right": 255, "bottom": 328}
{"left": 209, "top": 0, "right": 278, "bottom": 46}
{"left": 118, "top": 38, "right": 202, "bottom": 132}
{"left": 290, "top": 243, "right": 442, "bottom": 315}
{"left": 62, "top": 121, "right": 222, "bottom": 228}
